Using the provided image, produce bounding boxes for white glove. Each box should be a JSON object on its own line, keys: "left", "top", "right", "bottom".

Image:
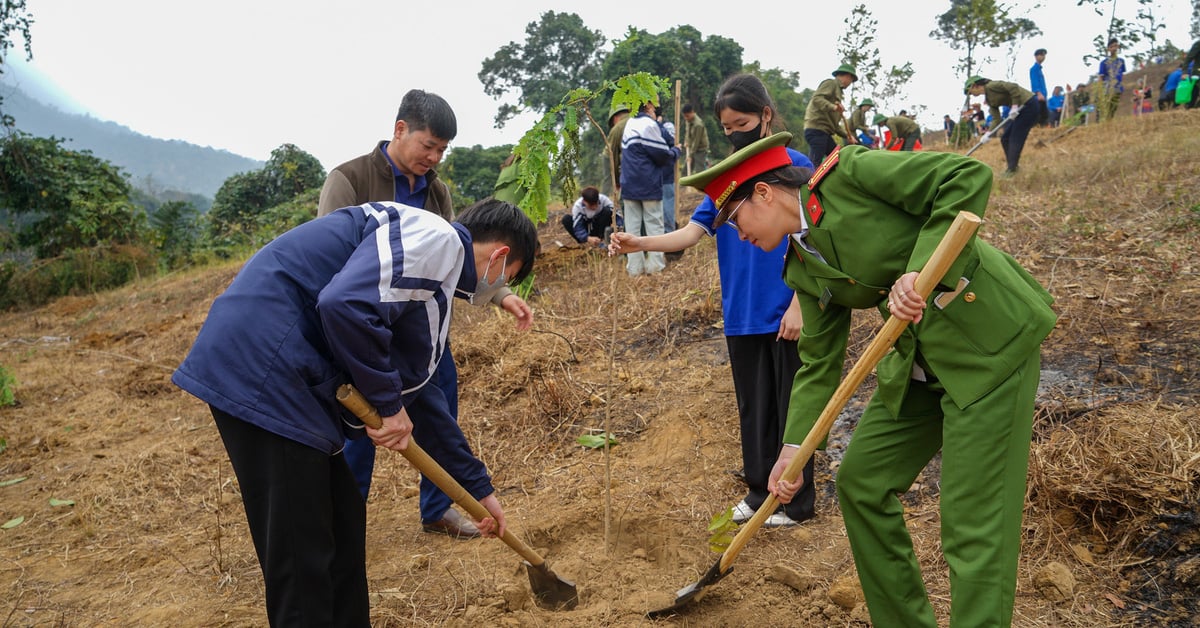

{"left": 1006, "top": 106, "right": 1021, "bottom": 120}
{"left": 980, "top": 131, "right": 992, "bottom": 143}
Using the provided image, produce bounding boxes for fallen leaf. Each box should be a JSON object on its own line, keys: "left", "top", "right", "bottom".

{"left": 1104, "top": 593, "right": 1126, "bottom": 609}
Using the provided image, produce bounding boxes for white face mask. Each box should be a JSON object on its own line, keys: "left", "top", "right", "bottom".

{"left": 470, "top": 252, "right": 508, "bottom": 306}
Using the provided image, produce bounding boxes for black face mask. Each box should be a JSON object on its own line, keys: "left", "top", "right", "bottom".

{"left": 726, "top": 123, "right": 764, "bottom": 151}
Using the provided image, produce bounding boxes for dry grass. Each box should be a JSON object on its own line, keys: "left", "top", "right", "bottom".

{"left": 1, "top": 109, "right": 1199, "bottom": 626}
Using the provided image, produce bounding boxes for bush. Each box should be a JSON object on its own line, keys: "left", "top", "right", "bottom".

{"left": 0, "top": 244, "right": 158, "bottom": 310}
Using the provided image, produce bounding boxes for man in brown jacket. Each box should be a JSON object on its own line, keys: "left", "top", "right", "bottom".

{"left": 317, "top": 89, "right": 533, "bottom": 539}
{"left": 803, "top": 63, "right": 858, "bottom": 166}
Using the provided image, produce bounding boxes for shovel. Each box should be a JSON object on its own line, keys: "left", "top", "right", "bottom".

{"left": 336, "top": 384, "right": 579, "bottom": 611}
{"left": 647, "top": 211, "right": 983, "bottom": 618}
{"left": 964, "top": 115, "right": 1011, "bottom": 156}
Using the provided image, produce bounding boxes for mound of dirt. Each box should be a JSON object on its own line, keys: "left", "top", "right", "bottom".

{"left": 1, "top": 111, "right": 1198, "bottom": 626}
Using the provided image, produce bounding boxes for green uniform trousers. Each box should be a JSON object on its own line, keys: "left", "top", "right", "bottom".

{"left": 837, "top": 351, "right": 1040, "bottom": 627}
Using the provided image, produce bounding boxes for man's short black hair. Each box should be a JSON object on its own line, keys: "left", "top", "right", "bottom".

{"left": 456, "top": 199, "right": 538, "bottom": 284}
{"left": 396, "top": 89, "right": 458, "bottom": 141}
{"left": 1035, "top": 48, "right": 1047, "bottom": 56}
{"left": 682, "top": 103, "right": 695, "bottom": 114}
{"left": 580, "top": 186, "right": 599, "bottom": 205}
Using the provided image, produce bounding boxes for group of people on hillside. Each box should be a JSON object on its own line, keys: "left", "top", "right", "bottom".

{"left": 172, "top": 56, "right": 1058, "bottom": 626}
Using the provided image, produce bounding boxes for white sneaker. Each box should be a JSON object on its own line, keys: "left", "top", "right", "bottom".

{"left": 764, "top": 512, "right": 801, "bottom": 528}
{"left": 731, "top": 500, "right": 755, "bottom": 523}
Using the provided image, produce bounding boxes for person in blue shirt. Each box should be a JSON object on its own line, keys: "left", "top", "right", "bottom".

{"left": 609, "top": 73, "right": 818, "bottom": 528}
{"left": 1098, "top": 38, "right": 1127, "bottom": 121}
{"left": 1030, "top": 48, "right": 1049, "bottom": 126}
{"left": 1047, "top": 86, "right": 1065, "bottom": 126}
{"left": 172, "top": 199, "right": 537, "bottom": 625}
{"left": 1158, "top": 65, "right": 1183, "bottom": 110}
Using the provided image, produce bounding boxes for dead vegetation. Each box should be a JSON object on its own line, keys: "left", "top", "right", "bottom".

{"left": 1, "top": 110, "right": 1199, "bottom": 627}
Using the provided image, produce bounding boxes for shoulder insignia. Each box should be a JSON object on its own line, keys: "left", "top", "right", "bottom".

{"left": 808, "top": 146, "right": 840, "bottom": 190}
{"left": 805, "top": 191, "right": 824, "bottom": 227}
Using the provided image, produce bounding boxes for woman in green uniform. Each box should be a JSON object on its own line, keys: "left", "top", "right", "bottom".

{"left": 680, "top": 133, "right": 1056, "bottom": 628}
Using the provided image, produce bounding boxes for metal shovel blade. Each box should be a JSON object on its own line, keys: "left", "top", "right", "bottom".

{"left": 524, "top": 560, "right": 579, "bottom": 610}
{"left": 645, "top": 560, "right": 731, "bottom": 618}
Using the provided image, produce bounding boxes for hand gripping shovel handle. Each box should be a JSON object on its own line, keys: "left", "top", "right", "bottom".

{"left": 336, "top": 385, "right": 579, "bottom": 610}
{"left": 717, "top": 211, "right": 983, "bottom": 573}
{"left": 336, "top": 384, "right": 544, "bottom": 564}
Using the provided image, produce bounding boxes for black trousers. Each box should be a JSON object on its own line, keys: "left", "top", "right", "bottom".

{"left": 212, "top": 407, "right": 370, "bottom": 627}
{"left": 727, "top": 334, "right": 816, "bottom": 521}
{"left": 804, "top": 129, "right": 839, "bottom": 167}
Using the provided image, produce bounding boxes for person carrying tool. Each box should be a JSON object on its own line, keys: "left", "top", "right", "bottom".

{"left": 680, "top": 133, "right": 1056, "bottom": 627}
{"left": 848, "top": 98, "right": 875, "bottom": 138}
{"left": 965, "top": 75, "right": 1038, "bottom": 177}
{"left": 171, "top": 199, "right": 538, "bottom": 626}
{"left": 317, "top": 89, "right": 533, "bottom": 539}
{"left": 803, "top": 63, "right": 858, "bottom": 166}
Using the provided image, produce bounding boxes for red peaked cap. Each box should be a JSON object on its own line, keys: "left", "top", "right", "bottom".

{"left": 680, "top": 132, "right": 793, "bottom": 221}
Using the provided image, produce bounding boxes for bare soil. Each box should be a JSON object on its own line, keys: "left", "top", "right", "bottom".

{"left": 2, "top": 110, "right": 1198, "bottom": 627}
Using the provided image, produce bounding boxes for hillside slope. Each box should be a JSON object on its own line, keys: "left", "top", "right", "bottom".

{"left": 0, "top": 111, "right": 1197, "bottom": 627}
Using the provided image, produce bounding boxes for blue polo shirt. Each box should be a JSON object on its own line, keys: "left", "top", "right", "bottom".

{"left": 379, "top": 141, "right": 429, "bottom": 208}
{"left": 688, "top": 147, "right": 814, "bottom": 337}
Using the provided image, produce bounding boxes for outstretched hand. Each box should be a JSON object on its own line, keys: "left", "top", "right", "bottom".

{"left": 499, "top": 294, "right": 533, "bottom": 331}
{"left": 608, "top": 231, "right": 642, "bottom": 256}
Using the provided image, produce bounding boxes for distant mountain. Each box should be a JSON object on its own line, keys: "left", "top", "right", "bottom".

{"left": 0, "top": 81, "right": 263, "bottom": 200}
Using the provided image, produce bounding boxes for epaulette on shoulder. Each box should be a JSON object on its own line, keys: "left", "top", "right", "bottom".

{"left": 808, "top": 146, "right": 840, "bottom": 190}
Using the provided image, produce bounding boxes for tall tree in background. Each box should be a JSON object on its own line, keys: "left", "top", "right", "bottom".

{"left": 0, "top": 0, "right": 32, "bottom": 127}
{"left": 478, "top": 11, "right": 606, "bottom": 127}
{"left": 837, "top": 4, "right": 916, "bottom": 117}
{"left": 208, "top": 144, "right": 324, "bottom": 239}
{"left": 931, "top": 0, "right": 1041, "bottom": 82}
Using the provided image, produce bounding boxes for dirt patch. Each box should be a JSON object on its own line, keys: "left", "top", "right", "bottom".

{"left": 2, "top": 112, "right": 1199, "bottom": 626}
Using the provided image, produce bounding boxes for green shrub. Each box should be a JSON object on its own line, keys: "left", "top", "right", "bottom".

{"left": 0, "top": 244, "right": 158, "bottom": 310}
{"left": 0, "top": 365, "right": 16, "bottom": 407}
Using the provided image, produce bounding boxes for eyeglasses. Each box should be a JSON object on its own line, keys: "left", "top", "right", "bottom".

{"left": 725, "top": 196, "right": 748, "bottom": 230}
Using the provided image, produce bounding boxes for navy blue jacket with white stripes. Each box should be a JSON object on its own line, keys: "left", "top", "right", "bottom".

{"left": 172, "top": 202, "right": 493, "bottom": 499}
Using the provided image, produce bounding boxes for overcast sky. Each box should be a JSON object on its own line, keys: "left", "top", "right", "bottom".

{"left": 7, "top": 1, "right": 1195, "bottom": 170}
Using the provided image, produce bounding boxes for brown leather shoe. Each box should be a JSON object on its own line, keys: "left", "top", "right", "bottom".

{"left": 421, "top": 508, "right": 481, "bottom": 539}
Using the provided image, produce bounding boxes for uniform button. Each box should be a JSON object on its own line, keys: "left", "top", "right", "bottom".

{"left": 848, "top": 278, "right": 857, "bottom": 285}
{"left": 878, "top": 290, "right": 887, "bottom": 295}
{"left": 964, "top": 292, "right": 976, "bottom": 303}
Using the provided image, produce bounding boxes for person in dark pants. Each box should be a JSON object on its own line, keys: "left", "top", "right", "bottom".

{"left": 317, "top": 90, "right": 533, "bottom": 539}
{"left": 966, "top": 75, "right": 1038, "bottom": 177}
{"left": 803, "top": 63, "right": 857, "bottom": 166}
{"left": 874, "top": 113, "right": 921, "bottom": 151}
{"left": 173, "top": 199, "right": 537, "bottom": 626}
{"left": 560, "top": 185, "right": 618, "bottom": 247}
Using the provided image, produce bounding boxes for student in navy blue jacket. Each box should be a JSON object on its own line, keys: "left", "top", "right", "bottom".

{"left": 172, "top": 199, "right": 537, "bottom": 626}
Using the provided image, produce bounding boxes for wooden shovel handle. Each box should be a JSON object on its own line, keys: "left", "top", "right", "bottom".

{"left": 719, "top": 211, "right": 983, "bottom": 571}
{"left": 336, "top": 384, "right": 548, "bottom": 567}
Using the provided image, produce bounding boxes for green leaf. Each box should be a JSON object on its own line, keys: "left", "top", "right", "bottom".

{"left": 49, "top": 498, "right": 75, "bottom": 507}
{"left": 0, "top": 476, "right": 27, "bottom": 487}
{"left": 2, "top": 516, "right": 24, "bottom": 529}
{"left": 576, "top": 432, "right": 618, "bottom": 449}
{"left": 706, "top": 507, "right": 740, "bottom": 553}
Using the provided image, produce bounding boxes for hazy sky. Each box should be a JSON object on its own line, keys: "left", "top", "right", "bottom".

{"left": 8, "top": 1, "right": 1195, "bottom": 169}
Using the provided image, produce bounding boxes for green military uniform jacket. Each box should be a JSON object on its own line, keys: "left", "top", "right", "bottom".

{"left": 849, "top": 107, "right": 872, "bottom": 134}
{"left": 781, "top": 146, "right": 1056, "bottom": 444}
{"left": 803, "top": 78, "right": 850, "bottom": 140}
{"left": 685, "top": 115, "right": 709, "bottom": 160}
{"left": 982, "top": 81, "right": 1035, "bottom": 131}
{"left": 882, "top": 115, "right": 920, "bottom": 138}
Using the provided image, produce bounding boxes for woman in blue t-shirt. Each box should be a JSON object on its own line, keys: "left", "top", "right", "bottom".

{"left": 609, "top": 74, "right": 817, "bottom": 527}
